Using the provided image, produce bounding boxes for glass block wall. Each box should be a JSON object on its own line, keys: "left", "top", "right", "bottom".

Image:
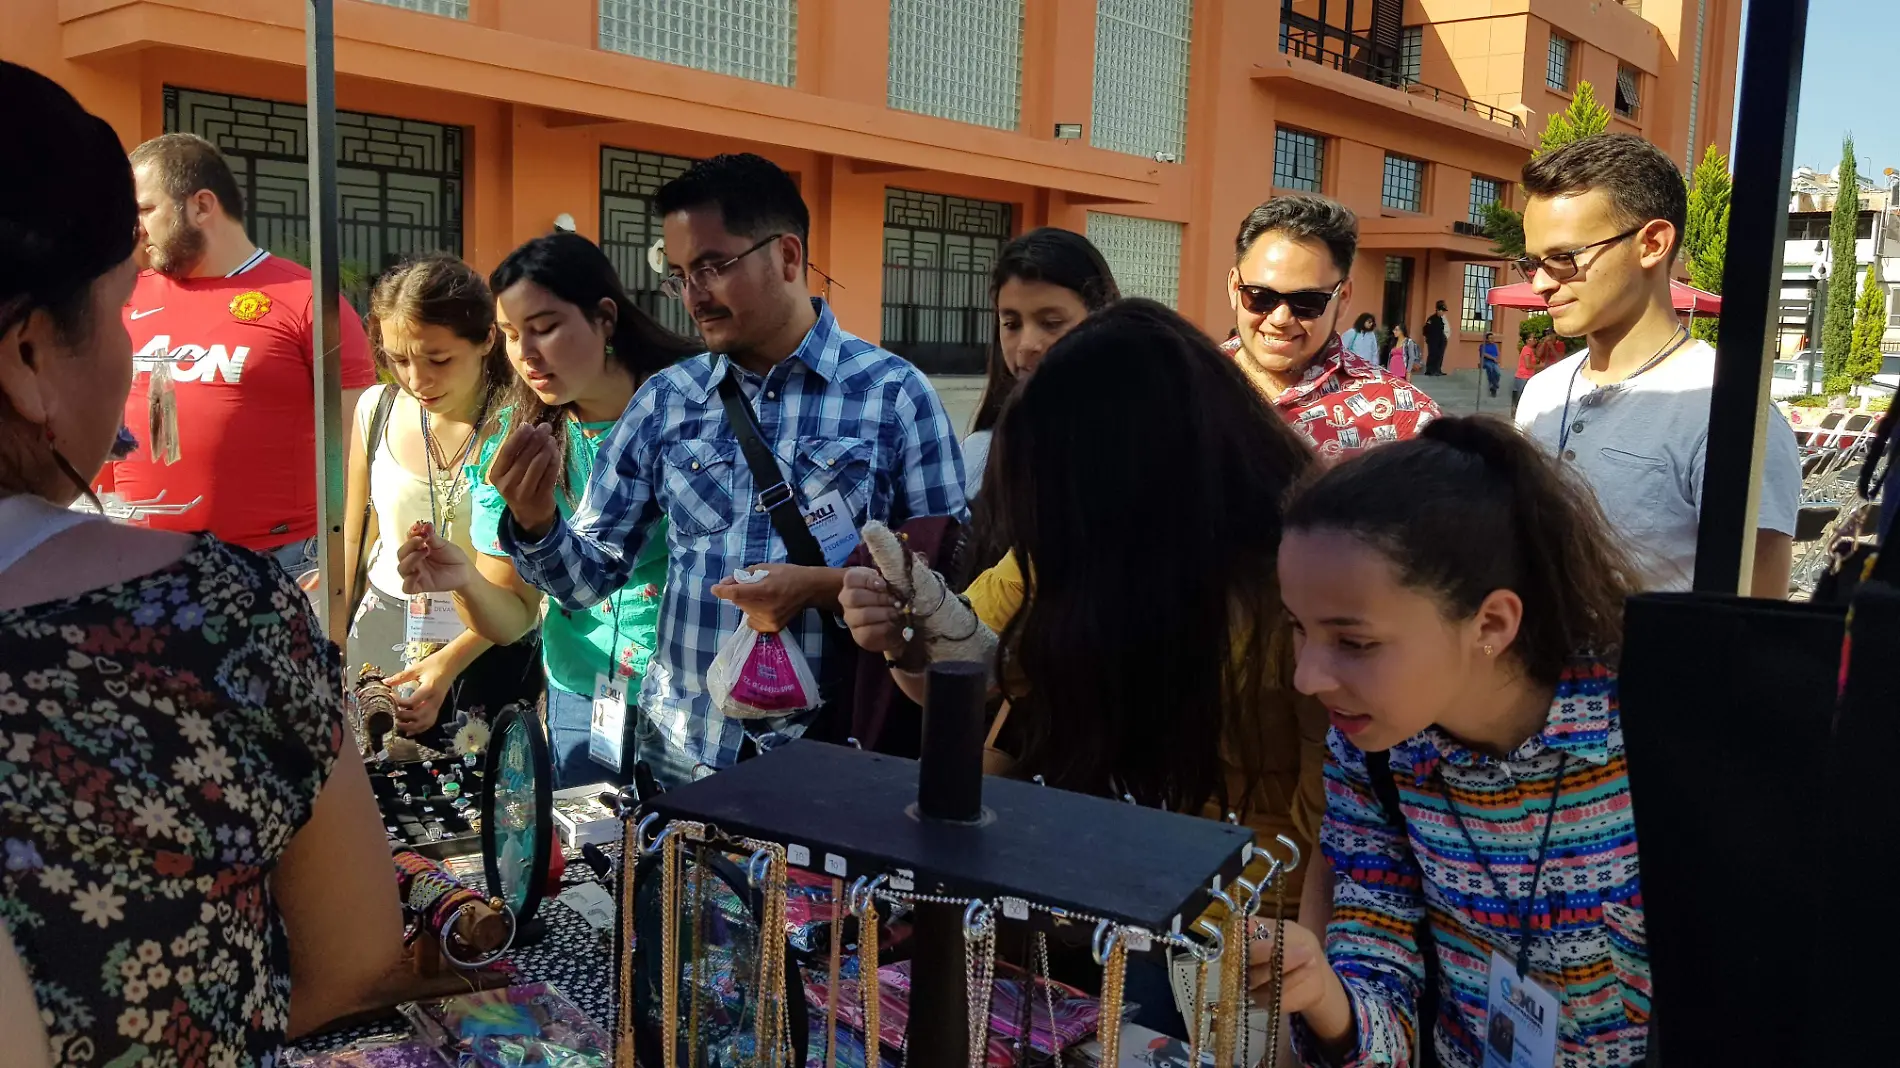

{"left": 1091, "top": 0, "right": 1193, "bottom": 160}
{"left": 360, "top": 0, "right": 468, "bottom": 16}
{"left": 1087, "top": 212, "right": 1183, "bottom": 309}
{"left": 889, "top": 0, "right": 1024, "bottom": 130}
{"left": 600, "top": 0, "right": 798, "bottom": 87}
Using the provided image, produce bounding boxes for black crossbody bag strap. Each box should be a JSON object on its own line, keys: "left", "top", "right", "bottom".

{"left": 716, "top": 369, "right": 827, "bottom": 568}
{"left": 1364, "top": 749, "right": 1443, "bottom": 1068}
{"left": 347, "top": 385, "right": 400, "bottom": 622}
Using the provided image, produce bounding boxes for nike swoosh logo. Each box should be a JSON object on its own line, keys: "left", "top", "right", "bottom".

{"left": 129, "top": 308, "right": 163, "bottom": 320}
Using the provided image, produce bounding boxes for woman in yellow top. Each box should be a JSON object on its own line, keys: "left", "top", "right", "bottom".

{"left": 841, "top": 300, "right": 1330, "bottom": 906}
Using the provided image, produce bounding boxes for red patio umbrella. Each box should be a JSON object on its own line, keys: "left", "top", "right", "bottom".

{"left": 1486, "top": 279, "right": 1723, "bottom": 314}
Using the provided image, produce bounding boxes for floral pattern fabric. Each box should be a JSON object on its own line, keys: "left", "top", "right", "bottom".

{"left": 1, "top": 536, "right": 345, "bottom": 1068}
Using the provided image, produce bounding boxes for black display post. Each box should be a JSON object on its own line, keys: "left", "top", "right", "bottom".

{"left": 1693, "top": 0, "right": 1810, "bottom": 594}
{"left": 904, "top": 662, "right": 987, "bottom": 1067}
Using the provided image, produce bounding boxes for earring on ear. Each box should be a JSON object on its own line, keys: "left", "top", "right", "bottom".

{"left": 1482, "top": 644, "right": 1495, "bottom": 657}
{"left": 605, "top": 342, "right": 615, "bottom": 358}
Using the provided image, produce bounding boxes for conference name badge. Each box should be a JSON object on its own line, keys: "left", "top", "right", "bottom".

{"left": 229, "top": 290, "right": 272, "bottom": 322}
{"left": 1481, "top": 950, "right": 1560, "bottom": 1068}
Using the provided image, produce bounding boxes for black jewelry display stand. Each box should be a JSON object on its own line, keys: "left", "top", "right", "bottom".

{"left": 645, "top": 662, "right": 1255, "bottom": 1063}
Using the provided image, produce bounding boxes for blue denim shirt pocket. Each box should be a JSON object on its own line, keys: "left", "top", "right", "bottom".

{"left": 661, "top": 439, "right": 738, "bottom": 538}
{"left": 794, "top": 436, "right": 876, "bottom": 525}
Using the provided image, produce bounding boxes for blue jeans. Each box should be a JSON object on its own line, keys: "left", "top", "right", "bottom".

{"left": 267, "top": 537, "right": 317, "bottom": 576}
{"left": 546, "top": 686, "right": 618, "bottom": 790}
{"left": 1482, "top": 360, "right": 1501, "bottom": 393}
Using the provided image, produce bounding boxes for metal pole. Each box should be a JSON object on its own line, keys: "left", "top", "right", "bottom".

{"left": 1693, "top": 0, "right": 1810, "bottom": 596}
{"left": 307, "top": 0, "right": 347, "bottom": 642}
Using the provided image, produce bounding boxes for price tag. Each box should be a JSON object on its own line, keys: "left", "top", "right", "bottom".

{"left": 824, "top": 852, "right": 848, "bottom": 877}
{"left": 1001, "top": 897, "right": 1030, "bottom": 921}
{"left": 404, "top": 593, "right": 466, "bottom": 644}
{"left": 786, "top": 844, "right": 811, "bottom": 868}
{"left": 802, "top": 490, "right": 859, "bottom": 568}
{"left": 559, "top": 882, "right": 617, "bottom": 931}
{"left": 589, "top": 673, "right": 627, "bottom": 772}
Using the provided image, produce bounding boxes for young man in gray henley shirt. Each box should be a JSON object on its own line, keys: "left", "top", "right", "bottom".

{"left": 1513, "top": 134, "right": 1801, "bottom": 596}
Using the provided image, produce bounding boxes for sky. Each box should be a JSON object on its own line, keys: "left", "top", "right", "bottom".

{"left": 1745, "top": 0, "right": 1900, "bottom": 174}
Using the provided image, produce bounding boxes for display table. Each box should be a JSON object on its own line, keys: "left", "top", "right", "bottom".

{"left": 290, "top": 861, "right": 620, "bottom": 1057}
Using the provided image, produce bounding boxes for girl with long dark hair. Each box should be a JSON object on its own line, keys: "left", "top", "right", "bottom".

{"left": 396, "top": 232, "right": 700, "bottom": 786}
{"left": 1263, "top": 417, "right": 1647, "bottom": 1068}
{"left": 844, "top": 298, "right": 1327, "bottom": 875}
{"left": 345, "top": 254, "right": 540, "bottom": 744}
{"left": 962, "top": 227, "right": 1119, "bottom": 498}
{"left": 1342, "top": 311, "right": 1381, "bottom": 363}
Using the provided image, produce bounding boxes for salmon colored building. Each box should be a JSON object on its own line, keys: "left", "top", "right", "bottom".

{"left": 6, "top": 0, "right": 1739, "bottom": 374}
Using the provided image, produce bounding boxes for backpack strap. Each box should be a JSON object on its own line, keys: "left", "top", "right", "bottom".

{"left": 347, "top": 385, "right": 400, "bottom": 621}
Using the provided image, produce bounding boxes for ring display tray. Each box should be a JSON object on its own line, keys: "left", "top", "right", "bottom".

{"left": 644, "top": 740, "right": 1254, "bottom": 932}
{"left": 370, "top": 757, "right": 487, "bottom": 860}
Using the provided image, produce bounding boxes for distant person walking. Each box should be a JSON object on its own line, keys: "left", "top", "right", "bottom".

{"left": 1386, "top": 324, "right": 1414, "bottom": 380}
{"left": 1341, "top": 312, "right": 1381, "bottom": 363}
{"left": 1480, "top": 330, "right": 1502, "bottom": 397}
{"left": 1422, "top": 299, "right": 1450, "bottom": 376}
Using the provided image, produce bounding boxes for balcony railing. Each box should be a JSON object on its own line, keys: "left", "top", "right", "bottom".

{"left": 1281, "top": 38, "right": 1524, "bottom": 130}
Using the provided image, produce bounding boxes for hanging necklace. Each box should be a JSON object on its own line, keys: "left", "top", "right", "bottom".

{"left": 419, "top": 388, "right": 494, "bottom": 540}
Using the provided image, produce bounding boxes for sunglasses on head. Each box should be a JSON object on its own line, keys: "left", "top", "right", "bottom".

{"left": 1235, "top": 279, "right": 1345, "bottom": 319}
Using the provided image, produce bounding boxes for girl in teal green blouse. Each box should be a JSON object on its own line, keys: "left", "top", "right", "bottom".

{"left": 394, "top": 234, "right": 699, "bottom": 786}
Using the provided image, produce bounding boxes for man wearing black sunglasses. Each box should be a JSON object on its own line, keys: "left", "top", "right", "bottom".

{"left": 1513, "top": 133, "right": 1800, "bottom": 596}
{"left": 1222, "top": 195, "right": 1440, "bottom": 458}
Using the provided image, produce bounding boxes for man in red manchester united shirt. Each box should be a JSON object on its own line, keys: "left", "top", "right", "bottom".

{"left": 1220, "top": 195, "right": 1439, "bottom": 459}
{"left": 115, "top": 134, "right": 374, "bottom": 572}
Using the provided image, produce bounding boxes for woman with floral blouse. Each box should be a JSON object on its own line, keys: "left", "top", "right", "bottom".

{"left": 0, "top": 62, "right": 400, "bottom": 1065}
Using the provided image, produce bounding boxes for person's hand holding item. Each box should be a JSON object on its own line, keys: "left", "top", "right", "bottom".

{"left": 1248, "top": 917, "right": 1357, "bottom": 1056}
{"left": 387, "top": 653, "right": 453, "bottom": 736}
{"left": 838, "top": 566, "right": 907, "bottom": 655}
{"left": 396, "top": 521, "right": 475, "bottom": 595}
{"left": 487, "top": 422, "right": 561, "bottom": 539}
{"left": 711, "top": 563, "right": 839, "bottom": 633}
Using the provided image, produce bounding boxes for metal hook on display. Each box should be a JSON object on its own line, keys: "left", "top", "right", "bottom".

{"left": 1232, "top": 874, "right": 1266, "bottom": 918}
{"left": 1091, "top": 919, "right": 1121, "bottom": 966}
{"left": 612, "top": 785, "right": 641, "bottom": 819}
{"left": 744, "top": 847, "right": 776, "bottom": 888}
{"left": 847, "top": 873, "right": 889, "bottom": 916}
{"left": 962, "top": 898, "right": 993, "bottom": 939}
{"left": 1190, "top": 917, "right": 1226, "bottom": 964}
{"left": 638, "top": 815, "right": 684, "bottom": 856}
{"left": 1274, "top": 833, "right": 1303, "bottom": 873}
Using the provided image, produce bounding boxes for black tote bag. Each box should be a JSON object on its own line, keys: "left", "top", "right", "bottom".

{"left": 1618, "top": 549, "right": 1900, "bottom": 1067}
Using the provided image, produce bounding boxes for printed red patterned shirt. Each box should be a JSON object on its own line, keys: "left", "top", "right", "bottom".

{"left": 1224, "top": 335, "right": 1441, "bottom": 458}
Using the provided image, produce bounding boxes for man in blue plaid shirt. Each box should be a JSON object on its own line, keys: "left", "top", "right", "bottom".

{"left": 488, "top": 154, "right": 967, "bottom": 787}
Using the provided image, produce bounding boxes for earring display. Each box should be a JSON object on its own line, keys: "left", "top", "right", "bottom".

{"left": 626, "top": 675, "right": 1275, "bottom": 1064}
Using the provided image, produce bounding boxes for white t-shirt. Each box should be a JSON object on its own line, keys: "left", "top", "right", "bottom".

{"left": 353, "top": 384, "right": 484, "bottom": 600}
{"left": 1515, "top": 339, "right": 1802, "bottom": 592}
{"left": 962, "top": 428, "right": 993, "bottom": 500}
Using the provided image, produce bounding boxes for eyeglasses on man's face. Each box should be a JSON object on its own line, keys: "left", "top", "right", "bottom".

{"left": 660, "top": 233, "right": 785, "bottom": 299}
{"left": 1514, "top": 225, "right": 1647, "bottom": 283}
{"left": 1234, "top": 279, "right": 1345, "bottom": 320}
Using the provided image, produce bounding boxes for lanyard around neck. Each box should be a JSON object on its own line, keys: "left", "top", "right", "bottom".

{"left": 1438, "top": 754, "right": 1572, "bottom": 977}
{"left": 1558, "top": 327, "right": 1691, "bottom": 455}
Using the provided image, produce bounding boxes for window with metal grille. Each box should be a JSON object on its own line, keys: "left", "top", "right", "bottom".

{"left": 1400, "top": 26, "right": 1422, "bottom": 84}
{"left": 1616, "top": 65, "right": 1642, "bottom": 119}
{"left": 1086, "top": 212, "right": 1183, "bottom": 309}
{"left": 882, "top": 189, "right": 1013, "bottom": 375}
{"left": 1469, "top": 176, "right": 1502, "bottom": 226}
{"left": 1382, "top": 154, "right": 1424, "bottom": 213}
{"left": 360, "top": 0, "right": 467, "bottom": 17}
{"left": 1091, "top": 0, "right": 1192, "bottom": 160}
{"left": 1547, "top": 33, "right": 1573, "bottom": 92}
{"left": 1463, "top": 264, "right": 1497, "bottom": 333}
{"left": 889, "top": 0, "right": 1023, "bottom": 130}
{"left": 164, "top": 86, "right": 462, "bottom": 310}
{"left": 599, "top": 0, "right": 797, "bottom": 87}
{"left": 1274, "top": 128, "right": 1324, "bottom": 192}
{"left": 599, "top": 147, "right": 700, "bottom": 340}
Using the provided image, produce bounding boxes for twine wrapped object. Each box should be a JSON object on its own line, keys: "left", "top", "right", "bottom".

{"left": 858, "top": 522, "right": 996, "bottom": 667}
